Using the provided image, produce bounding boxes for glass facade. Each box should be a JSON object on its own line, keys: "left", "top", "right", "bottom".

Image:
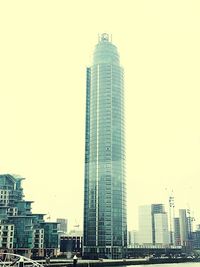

{"left": 83, "top": 33, "right": 127, "bottom": 259}
{"left": 9, "top": 216, "right": 34, "bottom": 249}
{"left": 0, "top": 174, "right": 59, "bottom": 256}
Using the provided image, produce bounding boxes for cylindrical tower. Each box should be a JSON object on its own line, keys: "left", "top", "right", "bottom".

{"left": 83, "top": 33, "right": 127, "bottom": 259}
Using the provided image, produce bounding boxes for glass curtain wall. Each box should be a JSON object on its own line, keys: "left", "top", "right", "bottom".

{"left": 83, "top": 33, "right": 127, "bottom": 259}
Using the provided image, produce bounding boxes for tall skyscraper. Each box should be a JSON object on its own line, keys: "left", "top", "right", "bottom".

{"left": 83, "top": 33, "right": 127, "bottom": 259}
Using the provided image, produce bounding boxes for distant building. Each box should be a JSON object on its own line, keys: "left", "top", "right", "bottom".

{"left": 179, "top": 209, "right": 189, "bottom": 247}
{"left": 151, "top": 204, "right": 165, "bottom": 214}
{"left": 138, "top": 205, "right": 153, "bottom": 244}
{"left": 56, "top": 218, "right": 68, "bottom": 234}
{"left": 192, "top": 224, "right": 200, "bottom": 249}
{"left": 174, "top": 217, "right": 181, "bottom": 246}
{"left": 154, "top": 213, "right": 169, "bottom": 245}
{"left": 68, "top": 229, "right": 83, "bottom": 237}
{"left": 127, "top": 230, "right": 139, "bottom": 247}
{"left": 138, "top": 204, "right": 169, "bottom": 246}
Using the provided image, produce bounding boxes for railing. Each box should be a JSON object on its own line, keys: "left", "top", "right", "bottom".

{"left": 0, "top": 253, "right": 43, "bottom": 267}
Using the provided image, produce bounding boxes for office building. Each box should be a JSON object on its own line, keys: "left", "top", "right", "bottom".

{"left": 138, "top": 204, "right": 169, "bottom": 246}
{"left": 192, "top": 224, "right": 200, "bottom": 249}
{"left": 154, "top": 213, "right": 169, "bottom": 245}
{"left": 83, "top": 33, "right": 127, "bottom": 259}
{"left": 174, "top": 217, "right": 181, "bottom": 246}
{"left": 179, "top": 209, "right": 189, "bottom": 247}
{"left": 138, "top": 205, "right": 153, "bottom": 244}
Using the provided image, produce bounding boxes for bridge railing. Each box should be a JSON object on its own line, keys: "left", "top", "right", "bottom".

{"left": 0, "top": 253, "right": 44, "bottom": 267}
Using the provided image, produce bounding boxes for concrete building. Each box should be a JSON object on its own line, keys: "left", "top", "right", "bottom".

{"left": 138, "top": 205, "right": 153, "bottom": 244}
{"left": 154, "top": 213, "right": 169, "bottom": 245}
{"left": 83, "top": 33, "right": 127, "bottom": 259}
{"left": 138, "top": 204, "right": 169, "bottom": 246}
{"left": 179, "top": 209, "right": 189, "bottom": 247}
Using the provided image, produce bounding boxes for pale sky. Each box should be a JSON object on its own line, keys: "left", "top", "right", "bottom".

{"left": 1, "top": 0, "right": 200, "bottom": 231}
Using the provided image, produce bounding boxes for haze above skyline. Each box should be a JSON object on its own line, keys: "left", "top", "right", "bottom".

{"left": 1, "top": 0, "right": 200, "bottom": 230}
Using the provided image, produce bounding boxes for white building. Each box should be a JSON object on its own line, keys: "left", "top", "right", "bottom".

{"left": 154, "top": 213, "right": 169, "bottom": 245}
{"left": 179, "top": 209, "right": 189, "bottom": 246}
{"left": 138, "top": 204, "right": 169, "bottom": 246}
{"left": 138, "top": 205, "right": 153, "bottom": 244}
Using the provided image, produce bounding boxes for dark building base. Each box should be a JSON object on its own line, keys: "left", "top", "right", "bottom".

{"left": 82, "top": 246, "right": 126, "bottom": 259}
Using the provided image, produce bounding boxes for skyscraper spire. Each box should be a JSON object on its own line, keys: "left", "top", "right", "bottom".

{"left": 98, "top": 33, "right": 111, "bottom": 43}
{"left": 100, "top": 33, "right": 110, "bottom": 42}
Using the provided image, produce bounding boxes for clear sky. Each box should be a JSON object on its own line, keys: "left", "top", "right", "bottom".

{"left": 1, "top": 0, "right": 200, "bottom": 231}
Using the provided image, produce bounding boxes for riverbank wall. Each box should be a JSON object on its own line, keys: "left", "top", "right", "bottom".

{"left": 38, "top": 257, "right": 200, "bottom": 267}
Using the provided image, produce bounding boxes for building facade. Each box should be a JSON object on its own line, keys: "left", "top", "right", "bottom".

{"left": 127, "top": 230, "right": 139, "bottom": 247}
{"left": 83, "top": 33, "right": 127, "bottom": 259}
{"left": 60, "top": 232, "right": 83, "bottom": 258}
{"left": 154, "top": 213, "right": 169, "bottom": 245}
{"left": 138, "top": 205, "right": 153, "bottom": 244}
{"left": 192, "top": 224, "right": 200, "bottom": 249}
{"left": 179, "top": 208, "right": 194, "bottom": 250}
{"left": 179, "top": 209, "right": 189, "bottom": 247}
{"left": 0, "top": 174, "right": 59, "bottom": 257}
{"left": 0, "top": 224, "right": 14, "bottom": 249}
{"left": 138, "top": 204, "right": 169, "bottom": 246}
{"left": 174, "top": 217, "right": 181, "bottom": 246}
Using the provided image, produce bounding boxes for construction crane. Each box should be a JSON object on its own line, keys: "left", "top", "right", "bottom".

{"left": 46, "top": 212, "right": 51, "bottom": 221}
